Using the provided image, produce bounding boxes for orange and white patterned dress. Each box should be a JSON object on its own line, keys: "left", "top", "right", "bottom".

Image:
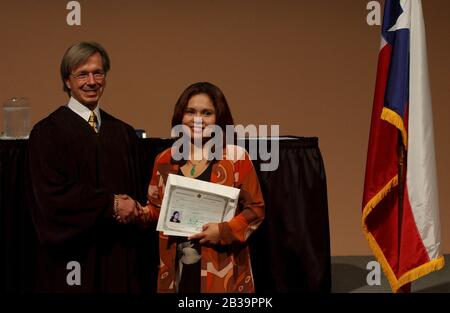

{"left": 142, "top": 145, "right": 265, "bottom": 293}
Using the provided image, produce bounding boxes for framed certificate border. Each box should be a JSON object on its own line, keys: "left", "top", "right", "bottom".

{"left": 156, "top": 174, "right": 240, "bottom": 237}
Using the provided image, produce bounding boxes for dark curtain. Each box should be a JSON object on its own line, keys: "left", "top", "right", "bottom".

{"left": 0, "top": 140, "right": 37, "bottom": 293}
{"left": 0, "top": 137, "right": 330, "bottom": 293}
{"left": 247, "top": 137, "right": 331, "bottom": 292}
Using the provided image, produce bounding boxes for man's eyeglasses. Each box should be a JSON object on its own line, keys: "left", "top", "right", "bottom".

{"left": 71, "top": 71, "right": 105, "bottom": 82}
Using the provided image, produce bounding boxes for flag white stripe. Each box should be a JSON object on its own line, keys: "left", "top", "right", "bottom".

{"left": 407, "top": 0, "right": 441, "bottom": 260}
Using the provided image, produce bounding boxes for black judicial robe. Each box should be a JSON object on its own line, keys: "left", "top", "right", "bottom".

{"left": 28, "top": 106, "right": 149, "bottom": 293}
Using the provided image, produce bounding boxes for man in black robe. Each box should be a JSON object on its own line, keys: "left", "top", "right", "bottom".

{"left": 28, "top": 42, "right": 150, "bottom": 292}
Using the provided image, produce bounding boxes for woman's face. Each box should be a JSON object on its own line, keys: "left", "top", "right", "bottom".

{"left": 182, "top": 93, "right": 216, "bottom": 140}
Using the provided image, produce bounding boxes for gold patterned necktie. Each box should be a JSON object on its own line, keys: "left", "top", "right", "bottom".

{"left": 88, "top": 111, "right": 98, "bottom": 133}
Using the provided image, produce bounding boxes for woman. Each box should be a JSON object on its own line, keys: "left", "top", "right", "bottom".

{"left": 169, "top": 211, "right": 181, "bottom": 223}
{"left": 141, "top": 82, "right": 264, "bottom": 293}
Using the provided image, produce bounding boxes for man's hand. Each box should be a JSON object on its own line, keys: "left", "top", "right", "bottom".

{"left": 115, "top": 194, "right": 139, "bottom": 224}
{"left": 188, "top": 223, "right": 221, "bottom": 245}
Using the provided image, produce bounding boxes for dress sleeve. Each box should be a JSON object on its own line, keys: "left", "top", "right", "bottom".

{"left": 219, "top": 151, "right": 265, "bottom": 245}
{"left": 140, "top": 151, "right": 165, "bottom": 224}
{"left": 28, "top": 122, "right": 114, "bottom": 245}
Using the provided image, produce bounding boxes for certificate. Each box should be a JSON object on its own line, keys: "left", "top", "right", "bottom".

{"left": 156, "top": 174, "right": 240, "bottom": 237}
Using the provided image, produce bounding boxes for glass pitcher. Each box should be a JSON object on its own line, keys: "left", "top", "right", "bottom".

{"left": 2, "top": 97, "right": 30, "bottom": 139}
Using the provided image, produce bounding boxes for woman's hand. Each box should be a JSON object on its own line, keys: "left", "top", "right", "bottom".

{"left": 188, "top": 223, "right": 220, "bottom": 245}
{"left": 134, "top": 203, "right": 152, "bottom": 226}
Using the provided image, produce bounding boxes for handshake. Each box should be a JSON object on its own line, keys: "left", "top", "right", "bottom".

{"left": 113, "top": 194, "right": 145, "bottom": 224}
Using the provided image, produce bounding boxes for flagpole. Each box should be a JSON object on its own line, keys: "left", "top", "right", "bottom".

{"left": 397, "top": 130, "right": 411, "bottom": 293}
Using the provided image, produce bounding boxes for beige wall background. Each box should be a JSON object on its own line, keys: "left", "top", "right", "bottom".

{"left": 1, "top": 0, "right": 448, "bottom": 255}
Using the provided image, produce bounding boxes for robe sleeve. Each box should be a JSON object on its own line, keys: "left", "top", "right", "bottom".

{"left": 28, "top": 121, "right": 114, "bottom": 245}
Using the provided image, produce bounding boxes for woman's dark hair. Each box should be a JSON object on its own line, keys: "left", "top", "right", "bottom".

{"left": 171, "top": 82, "right": 234, "bottom": 131}
{"left": 171, "top": 82, "right": 235, "bottom": 165}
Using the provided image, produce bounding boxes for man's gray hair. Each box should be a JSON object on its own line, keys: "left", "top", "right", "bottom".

{"left": 60, "top": 42, "right": 110, "bottom": 96}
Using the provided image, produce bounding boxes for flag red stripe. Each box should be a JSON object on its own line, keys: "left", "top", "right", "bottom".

{"left": 363, "top": 44, "right": 398, "bottom": 208}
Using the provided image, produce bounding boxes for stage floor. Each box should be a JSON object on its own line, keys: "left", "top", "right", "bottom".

{"left": 331, "top": 254, "right": 449, "bottom": 293}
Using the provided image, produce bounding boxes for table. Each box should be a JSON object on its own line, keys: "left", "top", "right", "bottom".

{"left": 0, "top": 137, "right": 331, "bottom": 293}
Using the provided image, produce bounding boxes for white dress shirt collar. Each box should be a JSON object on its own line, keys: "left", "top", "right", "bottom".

{"left": 67, "top": 97, "right": 102, "bottom": 129}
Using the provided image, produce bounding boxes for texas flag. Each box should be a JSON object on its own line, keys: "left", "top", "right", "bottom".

{"left": 362, "top": 0, "right": 444, "bottom": 292}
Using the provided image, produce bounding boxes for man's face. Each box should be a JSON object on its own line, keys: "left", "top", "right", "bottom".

{"left": 65, "top": 52, "right": 106, "bottom": 109}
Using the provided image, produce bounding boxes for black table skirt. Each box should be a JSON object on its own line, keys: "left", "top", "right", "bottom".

{"left": 0, "top": 137, "right": 331, "bottom": 293}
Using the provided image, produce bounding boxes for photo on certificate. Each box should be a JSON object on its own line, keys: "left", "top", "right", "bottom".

{"left": 169, "top": 210, "right": 182, "bottom": 223}
{"left": 156, "top": 174, "right": 240, "bottom": 237}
